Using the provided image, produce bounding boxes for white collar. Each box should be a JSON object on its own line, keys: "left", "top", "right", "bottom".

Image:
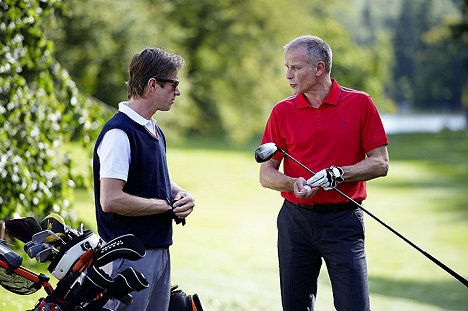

{"left": 118, "top": 102, "right": 154, "bottom": 125}
{"left": 118, "top": 102, "right": 157, "bottom": 136}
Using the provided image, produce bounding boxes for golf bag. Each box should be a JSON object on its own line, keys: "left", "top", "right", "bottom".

{"left": 169, "top": 285, "right": 205, "bottom": 311}
{"left": 2, "top": 215, "right": 149, "bottom": 311}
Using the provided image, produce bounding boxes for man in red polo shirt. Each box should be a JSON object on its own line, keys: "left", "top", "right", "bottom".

{"left": 259, "top": 35, "right": 389, "bottom": 311}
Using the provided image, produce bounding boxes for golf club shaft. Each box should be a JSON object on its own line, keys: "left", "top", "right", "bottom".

{"left": 279, "top": 149, "right": 468, "bottom": 288}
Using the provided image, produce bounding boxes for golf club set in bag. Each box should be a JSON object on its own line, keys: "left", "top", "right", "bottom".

{"left": 0, "top": 214, "right": 205, "bottom": 310}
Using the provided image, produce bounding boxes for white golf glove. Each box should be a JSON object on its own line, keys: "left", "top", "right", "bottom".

{"left": 307, "top": 166, "right": 344, "bottom": 190}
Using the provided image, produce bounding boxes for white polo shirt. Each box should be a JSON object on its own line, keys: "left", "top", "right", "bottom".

{"left": 97, "top": 102, "right": 157, "bottom": 181}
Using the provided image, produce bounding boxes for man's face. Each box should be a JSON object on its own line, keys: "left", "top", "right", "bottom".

{"left": 154, "top": 73, "right": 181, "bottom": 112}
{"left": 284, "top": 46, "right": 317, "bottom": 94}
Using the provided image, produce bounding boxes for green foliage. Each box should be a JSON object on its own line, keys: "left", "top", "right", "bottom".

{"left": 0, "top": 0, "right": 111, "bottom": 221}
{"left": 49, "top": 0, "right": 196, "bottom": 143}
{"left": 47, "top": 0, "right": 397, "bottom": 144}
{"left": 390, "top": 0, "right": 464, "bottom": 110}
{"left": 162, "top": 0, "right": 397, "bottom": 142}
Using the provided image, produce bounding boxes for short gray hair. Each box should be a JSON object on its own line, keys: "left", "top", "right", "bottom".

{"left": 284, "top": 35, "right": 332, "bottom": 74}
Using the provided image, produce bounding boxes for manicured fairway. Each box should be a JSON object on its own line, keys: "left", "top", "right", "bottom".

{"left": 1, "top": 131, "right": 467, "bottom": 310}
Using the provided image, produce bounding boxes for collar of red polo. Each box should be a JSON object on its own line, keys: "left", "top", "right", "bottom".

{"left": 295, "top": 78, "right": 340, "bottom": 109}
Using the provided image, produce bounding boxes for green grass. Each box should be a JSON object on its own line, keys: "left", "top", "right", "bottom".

{"left": 2, "top": 131, "right": 467, "bottom": 310}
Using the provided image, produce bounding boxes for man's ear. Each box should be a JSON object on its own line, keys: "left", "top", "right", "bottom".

{"left": 147, "top": 77, "right": 159, "bottom": 93}
{"left": 315, "top": 61, "right": 326, "bottom": 76}
{"left": 148, "top": 77, "right": 156, "bottom": 91}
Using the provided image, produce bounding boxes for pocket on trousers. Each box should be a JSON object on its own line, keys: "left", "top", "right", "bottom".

{"left": 352, "top": 208, "right": 365, "bottom": 237}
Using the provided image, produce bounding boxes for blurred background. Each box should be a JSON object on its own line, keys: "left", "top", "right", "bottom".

{"left": 1, "top": 0, "right": 467, "bottom": 310}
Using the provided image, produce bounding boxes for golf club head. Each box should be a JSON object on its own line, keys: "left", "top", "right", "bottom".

{"left": 32, "top": 230, "right": 66, "bottom": 246}
{"left": 36, "top": 247, "right": 54, "bottom": 263}
{"left": 24, "top": 242, "right": 48, "bottom": 259}
{"left": 5, "top": 217, "right": 42, "bottom": 243}
{"left": 23, "top": 241, "right": 36, "bottom": 256}
{"left": 255, "top": 142, "right": 278, "bottom": 163}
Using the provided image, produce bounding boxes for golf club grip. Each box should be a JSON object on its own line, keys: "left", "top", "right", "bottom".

{"left": 333, "top": 188, "right": 468, "bottom": 288}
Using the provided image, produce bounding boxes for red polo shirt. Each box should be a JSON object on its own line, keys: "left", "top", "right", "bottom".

{"left": 261, "top": 79, "right": 388, "bottom": 204}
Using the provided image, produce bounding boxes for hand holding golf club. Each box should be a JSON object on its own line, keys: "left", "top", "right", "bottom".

{"left": 294, "top": 177, "right": 318, "bottom": 199}
{"left": 307, "top": 166, "right": 344, "bottom": 190}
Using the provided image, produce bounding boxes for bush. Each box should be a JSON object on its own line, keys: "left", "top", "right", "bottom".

{"left": 0, "top": 0, "right": 111, "bottom": 222}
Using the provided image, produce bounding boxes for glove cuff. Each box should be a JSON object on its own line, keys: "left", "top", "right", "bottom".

{"left": 330, "top": 166, "right": 344, "bottom": 183}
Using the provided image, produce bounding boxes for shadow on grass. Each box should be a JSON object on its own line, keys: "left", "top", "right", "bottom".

{"left": 369, "top": 276, "right": 468, "bottom": 310}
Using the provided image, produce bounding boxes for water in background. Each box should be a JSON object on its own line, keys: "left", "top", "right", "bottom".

{"left": 381, "top": 114, "right": 467, "bottom": 134}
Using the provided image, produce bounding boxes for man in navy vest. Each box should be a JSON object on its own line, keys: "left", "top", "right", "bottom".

{"left": 93, "top": 48, "right": 195, "bottom": 311}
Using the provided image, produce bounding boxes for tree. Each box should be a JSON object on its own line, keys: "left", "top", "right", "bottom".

{"left": 46, "top": 0, "right": 396, "bottom": 144}
{"left": 0, "top": 0, "right": 110, "bottom": 221}
{"left": 391, "top": 0, "right": 464, "bottom": 111}
{"left": 162, "top": 0, "right": 396, "bottom": 141}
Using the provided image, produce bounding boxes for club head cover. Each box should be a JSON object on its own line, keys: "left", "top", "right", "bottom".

{"left": 93, "top": 234, "right": 145, "bottom": 268}
{"left": 107, "top": 267, "right": 149, "bottom": 304}
{"left": 66, "top": 265, "right": 113, "bottom": 307}
{"left": 41, "top": 214, "right": 67, "bottom": 237}
{"left": 0, "top": 241, "right": 22, "bottom": 269}
{"left": 86, "top": 265, "right": 113, "bottom": 289}
{"left": 5, "top": 217, "right": 42, "bottom": 243}
{"left": 117, "top": 267, "right": 149, "bottom": 292}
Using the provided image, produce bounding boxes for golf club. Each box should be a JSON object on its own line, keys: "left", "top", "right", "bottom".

{"left": 255, "top": 142, "right": 468, "bottom": 288}
{"left": 35, "top": 247, "right": 55, "bottom": 263}
{"left": 32, "top": 230, "right": 66, "bottom": 246}
{"left": 25, "top": 242, "right": 48, "bottom": 258}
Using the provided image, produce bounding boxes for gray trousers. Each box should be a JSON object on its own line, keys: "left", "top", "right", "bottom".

{"left": 278, "top": 200, "right": 370, "bottom": 311}
{"left": 104, "top": 248, "right": 171, "bottom": 311}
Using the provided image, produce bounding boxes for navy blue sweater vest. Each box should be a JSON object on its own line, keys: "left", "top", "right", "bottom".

{"left": 93, "top": 112, "right": 173, "bottom": 248}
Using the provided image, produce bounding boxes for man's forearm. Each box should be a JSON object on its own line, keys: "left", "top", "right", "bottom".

{"left": 342, "top": 146, "right": 389, "bottom": 182}
{"left": 259, "top": 162, "right": 296, "bottom": 192}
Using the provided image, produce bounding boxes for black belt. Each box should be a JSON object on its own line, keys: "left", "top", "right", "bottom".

{"left": 285, "top": 199, "right": 359, "bottom": 213}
